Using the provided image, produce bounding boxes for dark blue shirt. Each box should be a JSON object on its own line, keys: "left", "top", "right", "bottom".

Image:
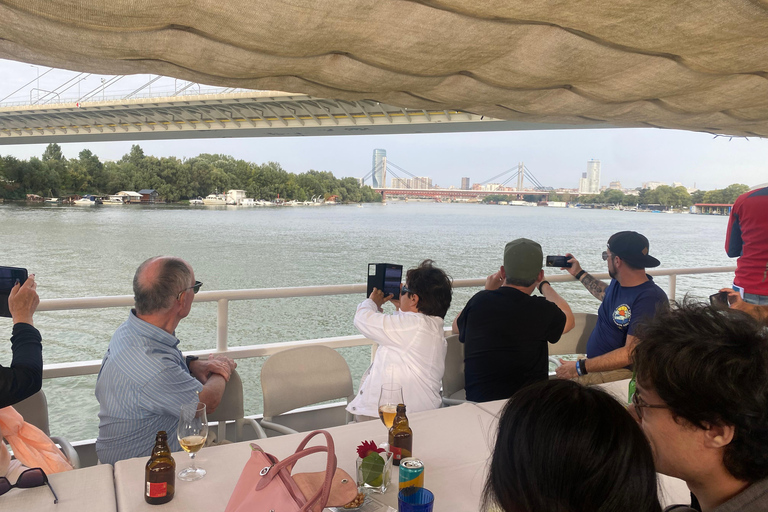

{"left": 586, "top": 276, "right": 667, "bottom": 359}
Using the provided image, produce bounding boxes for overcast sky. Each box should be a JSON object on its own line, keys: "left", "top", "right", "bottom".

{"left": 2, "top": 59, "right": 766, "bottom": 191}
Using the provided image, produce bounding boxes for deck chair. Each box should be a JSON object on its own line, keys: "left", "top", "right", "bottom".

{"left": 548, "top": 313, "right": 597, "bottom": 356}
{"left": 12, "top": 390, "right": 81, "bottom": 469}
{"left": 260, "top": 346, "right": 354, "bottom": 436}
{"left": 207, "top": 369, "right": 266, "bottom": 441}
{"left": 442, "top": 334, "right": 467, "bottom": 406}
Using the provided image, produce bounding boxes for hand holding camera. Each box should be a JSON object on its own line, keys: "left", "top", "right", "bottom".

{"left": 9, "top": 274, "right": 39, "bottom": 325}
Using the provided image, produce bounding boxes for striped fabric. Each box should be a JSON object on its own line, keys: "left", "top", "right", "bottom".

{"left": 95, "top": 310, "right": 202, "bottom": 465}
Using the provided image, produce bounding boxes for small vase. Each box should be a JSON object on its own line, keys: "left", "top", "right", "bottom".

{"left": 355, "top": 451, "right": 393, "bottom": 494}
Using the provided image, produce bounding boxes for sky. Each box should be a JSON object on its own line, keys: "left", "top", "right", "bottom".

{"left": 1, "top": 59, "right": 766, "bottom": 191}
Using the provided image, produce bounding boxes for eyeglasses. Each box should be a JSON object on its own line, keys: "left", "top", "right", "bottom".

{"left": 401, "top": 284, "right": 412, "bottom": 295}
{"left": 631, "top": 391, "right": 670, "bottom": 420}
{"left": 177, "top": 280, "right": 203, "bottom": 300}
{"left": 602, "top": 250, "right": 610, "bottom": 261}
{"left": 0, "top": 467, "right": 58, "bottom": 504}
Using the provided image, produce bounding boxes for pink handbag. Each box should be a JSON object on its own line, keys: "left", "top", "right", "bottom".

{"left": 224, "top": 430, "right": 357, "bottom": 512}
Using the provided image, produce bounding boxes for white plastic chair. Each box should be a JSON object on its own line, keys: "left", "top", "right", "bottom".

{"left": 442, "top": 334, "right": 467, "bottom": 406}
{"left": 260, "top": 346, "right": 354, "bottom": 436}
{"left": 207, "top": 369, "right": 266, "bottom": 441}
{"left": 12, "top": 390, "right": 81, "bottom": 469}
{"left": 548, "top": 313, "right": 597, "bottom": 356}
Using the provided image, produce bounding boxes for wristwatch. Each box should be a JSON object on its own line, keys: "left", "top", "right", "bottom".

{"left": 538, "top": 281, "right": 550, "bottom": 294}
{"left": 185, "top": 355, "right": 199, "bottom": 369}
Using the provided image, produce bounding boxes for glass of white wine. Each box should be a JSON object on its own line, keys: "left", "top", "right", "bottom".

{"left": 177, "top": 402, "right": 208, "bottom": 481}
{"left": 378, "top": 384, "right": 403, "bottom": 429}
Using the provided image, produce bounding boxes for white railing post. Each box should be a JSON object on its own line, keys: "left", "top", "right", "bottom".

{"left": 217, "top": 299, "right": 229, "bottom": 352}
{"left": 669, "top": 274, "right": 677, "bottom": 301}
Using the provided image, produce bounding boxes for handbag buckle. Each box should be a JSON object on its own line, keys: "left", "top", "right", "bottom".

{"left": 260, "top": 463, "right": 275, "bottom": 476}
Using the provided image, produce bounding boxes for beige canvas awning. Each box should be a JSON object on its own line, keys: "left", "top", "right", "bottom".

{"left": 1, "top": 0, "right": 767, "bottom": 137}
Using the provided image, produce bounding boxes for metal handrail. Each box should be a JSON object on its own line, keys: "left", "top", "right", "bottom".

{"left": 38, "top": 266, "right": 736, "bottom": 380}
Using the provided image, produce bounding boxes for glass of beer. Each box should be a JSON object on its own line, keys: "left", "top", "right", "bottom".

{"left": 378, "top": 384, "right": 403, "bottom": 428}
{"left": 177, "top": 402, "right": 208, "bottom": 481}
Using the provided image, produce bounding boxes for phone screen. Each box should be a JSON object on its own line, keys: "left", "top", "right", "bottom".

{"left": 0, "top": 266, "right": 28, "bottom": 318}
{"left": 383, "top": 266, "right": 402, "bottom": 299}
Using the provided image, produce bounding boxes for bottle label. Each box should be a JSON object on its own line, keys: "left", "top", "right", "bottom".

{"left": 147, "top": 481, "right": 167, "bottom": 498}
{"left": 391, "top": 446, "right": 402, "bottom": 461}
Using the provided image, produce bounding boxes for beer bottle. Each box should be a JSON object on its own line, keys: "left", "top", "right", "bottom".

{"left": 145, "top": 430, "right": 176, "bottom": 505}
{"left": 388, "top": 404, "right": 412, "bottom": 466}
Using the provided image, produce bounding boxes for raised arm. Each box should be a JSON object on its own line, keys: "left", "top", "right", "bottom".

{"left": 564, "top": 253, "right": 607, "bottom": 301}
{"left": 539, "top": 282, "right": 575, "bottom": 334}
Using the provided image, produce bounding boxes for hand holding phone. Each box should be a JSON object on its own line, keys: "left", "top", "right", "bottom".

{"left": 546, "top": 255, "right": 572, "bottom": 268}
{"left": 709, "top": 291, "right": 730, "bottom": 309}
{"left": 1, "top": 266, "right": 30, "bottom": 319}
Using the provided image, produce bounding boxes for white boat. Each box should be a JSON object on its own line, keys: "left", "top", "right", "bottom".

{"left": 189, "top": 197, "right": 204, "bottom": 205}
{"left": 101, "top": 195, "right": 126, "bottom": 205}
{"left": 240, "top": 198, "right": 256, "bottom": 206}
{"left": 202, "top": 193, "right": 226, "bottom": 205}
{"left": 44, "top": 197, "right": 60, "bottom": 204}
{"left": 73, "top": 195, "right": 99, "bottom": 206}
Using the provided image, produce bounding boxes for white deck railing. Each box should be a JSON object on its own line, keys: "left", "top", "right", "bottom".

{"left": 38, "top": 266, "right": 735, "bottom": 380}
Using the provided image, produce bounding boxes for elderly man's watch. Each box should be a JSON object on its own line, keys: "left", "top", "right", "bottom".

{"left": 185, "top": 355, "right": 199, "bottom": 370}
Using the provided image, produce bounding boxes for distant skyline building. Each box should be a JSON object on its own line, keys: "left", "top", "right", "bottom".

{"left": 391, "top": 177, "right": 408, "bottom": 189}
{"left": 372, "top": 149, "right": 387, "bottom": 188}
{"left": 461, "top": 177, "right": 470, "bottom": 190}
{"left": 578, "top": 160, "right": 601, "bottom": 194}
{"left": 643, "top": 181, "right": 665, "bottom": 190}
{"left": 609, "top": 180, "right": 622, "bottom": 190}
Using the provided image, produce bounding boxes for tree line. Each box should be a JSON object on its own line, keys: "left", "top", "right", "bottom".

{"left": 0, "top": 144, "right": 382, "bottom": 203}
{"left": 482, "top": 183, "right": 750, "bottom": 207}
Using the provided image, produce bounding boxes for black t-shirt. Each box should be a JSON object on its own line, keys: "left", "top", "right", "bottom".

{"left": 456, "top": 287, "right": 566, "bottom": 403}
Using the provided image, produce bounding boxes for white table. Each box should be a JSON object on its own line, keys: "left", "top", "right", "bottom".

{"left": 114, "top": 403, "right": 498, "bottom": 512}
{"left": 5, "top": 464, "right": 116, "bottom": 512}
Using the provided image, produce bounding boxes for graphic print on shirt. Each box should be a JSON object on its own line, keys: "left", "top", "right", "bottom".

{"left": 613, "top": 304, "right": 631, "bottom": 329}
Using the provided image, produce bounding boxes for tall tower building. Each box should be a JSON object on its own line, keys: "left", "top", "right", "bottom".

{"left": 586, "top": 159, "right": 601, "bottom": 194}
{"left": 578, "top": 172, "right": 589, "bottom": 194}
{"left": 461, "top": 177, "right": 470, "bottom": 190}
{"left": 372, "top": 149, "right": 387, "bottom": 188}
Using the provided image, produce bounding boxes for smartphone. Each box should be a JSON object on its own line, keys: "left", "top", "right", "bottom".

{"left": 367, "top": 263, "right": 403, "bottom": 300}
{"left": 546, "top": 255, "right": 572, "bottom": 268}
{"left": 0, "top": 266, "right": 28, "bottom": 318}
{"left": 709, "top": 291, "right": 730, "bottom": 308}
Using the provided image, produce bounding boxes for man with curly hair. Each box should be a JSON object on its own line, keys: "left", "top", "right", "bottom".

{"left": 632, "top": 302, "right": 768, "bottom": 512}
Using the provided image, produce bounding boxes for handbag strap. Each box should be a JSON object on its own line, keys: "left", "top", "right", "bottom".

{"left": 255, "top": 430, "right": 337, "bottom": 512}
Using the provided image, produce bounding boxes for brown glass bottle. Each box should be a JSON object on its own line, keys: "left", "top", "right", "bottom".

{"left": 145, "top": 430, "right": 176, "bottom": 505}
{"left": 388, "top": 403, "right": 412, "bottom": 466}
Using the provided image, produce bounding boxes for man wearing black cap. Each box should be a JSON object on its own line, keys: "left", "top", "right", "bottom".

{"left": 453, "top": 238, "right": 575, "bottom": 402}
{"left": 555, "top": 231, "right": 667, "bottom": 385}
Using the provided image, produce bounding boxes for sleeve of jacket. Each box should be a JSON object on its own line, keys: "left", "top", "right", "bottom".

{"left": 0, "top": 323, "right": 43, "bottom": 409}
{"left": 353, "top": 299, "right": 419, "bottom": 350}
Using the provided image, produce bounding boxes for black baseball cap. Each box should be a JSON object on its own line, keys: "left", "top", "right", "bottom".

{"left": 607, "top": 231, "right": 660, "bottom": 268}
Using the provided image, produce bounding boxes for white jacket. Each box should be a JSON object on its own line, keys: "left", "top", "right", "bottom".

{"left": 346, "top": 299, "right": 447, "bottom": 418}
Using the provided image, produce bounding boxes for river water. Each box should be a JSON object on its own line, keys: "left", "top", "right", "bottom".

{"left": 0, "top": 202, "right": 734, "bottom": 441}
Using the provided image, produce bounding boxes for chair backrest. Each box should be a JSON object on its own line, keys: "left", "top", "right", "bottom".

{"left": 442, "top": 334, "right": 465, "bottom": 398}
{"left": 13, "top": 390, "right": 50, "bottom": 435}
{"left": 548, "top": 313, "right": 597, "bottom": 356}
{"left": 261, "top": 346, "right": 354, "bottom": 419}
{"left": 207, "top": 369, "right": 245, "bottom": 422}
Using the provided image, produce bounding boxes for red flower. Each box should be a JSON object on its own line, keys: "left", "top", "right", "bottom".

{"left": 356, "top": 440, "right": 384, "bottom": 459}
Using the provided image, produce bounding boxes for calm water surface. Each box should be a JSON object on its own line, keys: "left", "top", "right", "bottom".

{"left": 0, "top": 202, "right": 734, "bottom": 440}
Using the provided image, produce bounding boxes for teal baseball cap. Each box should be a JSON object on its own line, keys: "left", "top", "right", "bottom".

{"left": 504, "top": 238, "right": 543, "bottom": 281}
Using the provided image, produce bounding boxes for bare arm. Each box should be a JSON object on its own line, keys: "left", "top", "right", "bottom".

{"left": 563, "top": 253, "right": 607, "bottom": 302}
{"left": 555, "top": 334, "right": 638, "bottom": 379}
{"left": 451, "top": 312, "right": 462, "bottom": 334}
{"left": 540, "top": 283, "right": 575, "bottom": 334}
{"left": 198, "top": 373, "right": 227, "bottom": 413}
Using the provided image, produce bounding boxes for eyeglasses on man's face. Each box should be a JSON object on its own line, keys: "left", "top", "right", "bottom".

{"left": 0, "top": 467, "right": 58, "bottom": 504}
{"left": 401, "top": 284, "right": 412, "bottom": 296}
{"left": 631, "top": 391, "right": 670, "bottom": 420}
{"left": 177, "top": 280, "right": 203, "bottom": 300}
{"left": 602, "top": 250, "right": 611, "bottom": 261}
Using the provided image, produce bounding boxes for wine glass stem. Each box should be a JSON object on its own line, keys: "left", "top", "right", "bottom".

{"left": 189, "top": 452, "right": 197, "bottom": 471}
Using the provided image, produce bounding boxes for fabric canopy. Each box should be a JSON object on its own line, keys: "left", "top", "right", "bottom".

{"left": 1, "top": 0, "right": 768, "bottom": 137}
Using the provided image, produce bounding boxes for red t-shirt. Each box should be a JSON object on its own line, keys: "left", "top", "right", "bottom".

{"left": 725, "top": 186, "right": 768, "bottom": 295}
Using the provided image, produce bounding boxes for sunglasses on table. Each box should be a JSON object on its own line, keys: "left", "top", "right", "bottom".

{"left": 630, "top": 391, "right": 670, "bottom": 420}
{"left": 177, "top": 280, "right": 203, "bottom": 300}
{"left": 0, "top": 467, "right": 58, "bottom": 504}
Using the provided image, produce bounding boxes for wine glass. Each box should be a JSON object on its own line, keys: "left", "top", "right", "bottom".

{"left": 378, "top": 384, "right": 403, "bottom": 428}
{"left": 177, "top": 402, "right": 208, "bottom": 481}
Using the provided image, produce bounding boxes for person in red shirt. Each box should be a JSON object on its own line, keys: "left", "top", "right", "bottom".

{"left": 725, "top": 184, "right": 768, "bottom": 305}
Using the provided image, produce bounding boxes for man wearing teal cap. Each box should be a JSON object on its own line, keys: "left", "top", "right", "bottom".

{"left": 452, "top": 238, "right": 575, "bottom": 402}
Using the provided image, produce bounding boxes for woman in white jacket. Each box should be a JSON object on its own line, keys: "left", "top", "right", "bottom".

{"left": 347, "top": 260, "right": 452, "bottom": 420}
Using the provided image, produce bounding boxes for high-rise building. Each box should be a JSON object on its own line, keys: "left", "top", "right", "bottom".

{"left": 461, "top": 177, "right": 470, "bottom": 190}
{"left": 609, "top": 181, "right": 622, "bottom": 190}
{"left": 578, "top": 173, "right": 589, "bottom": 194}
{"left": 578, "top": 161, "right": 601, "bottom": 194}
{"left": 411, "top": 177, "right": 432, "bottom": 189}
{"left": 372, "top": 149, "right": 387, "bottom": 188}
{"left": 391, "top": 178, "right": 409, "bottom": 189}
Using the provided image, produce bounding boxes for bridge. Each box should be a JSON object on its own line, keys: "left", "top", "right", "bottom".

{"left": 373, "top": 188, "right": 551, "bottom": 201}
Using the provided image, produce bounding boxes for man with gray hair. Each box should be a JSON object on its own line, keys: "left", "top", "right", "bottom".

{"left": 95, "top": 256, "right": 236, "bottom": 464}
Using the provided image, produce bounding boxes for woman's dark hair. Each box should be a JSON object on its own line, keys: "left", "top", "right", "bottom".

{"left": 633, "top": 300, "right": 768, "bottom": 482}
{"left": 483, "top": 380, "right": 661, "bottom": 512}
{"left": 404, "top": 259, "right": 452, "bottom": 319}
